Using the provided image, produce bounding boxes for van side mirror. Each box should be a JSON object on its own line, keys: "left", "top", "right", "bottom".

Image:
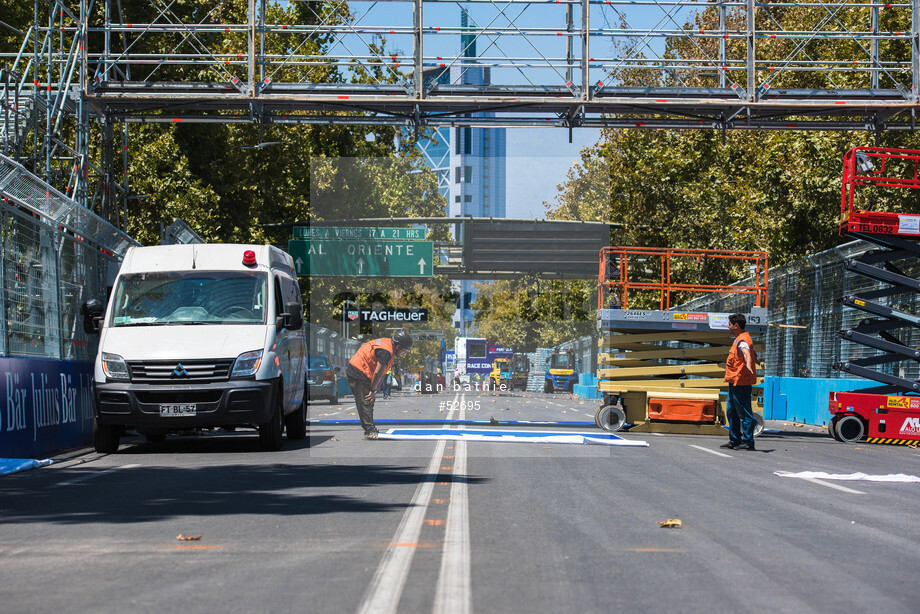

{"left": 277, "top": 302, "right": 304, "bottom": 331}
{"left": 81, "top": 299, "right": 104, "bottom": 335}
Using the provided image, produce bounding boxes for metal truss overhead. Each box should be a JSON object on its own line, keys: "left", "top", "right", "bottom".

{"left": 3, "top": 0, "right": 920, "bottom": 224}
{"left": 79, "top": 0, "right": 920, "bottom": 130}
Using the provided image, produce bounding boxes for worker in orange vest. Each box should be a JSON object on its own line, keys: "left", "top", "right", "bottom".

{"left": 721, "top": 313, "right": 758, "bottom": 451}
{"left": 346, "top": 329, "right": 413, "bottom": 439}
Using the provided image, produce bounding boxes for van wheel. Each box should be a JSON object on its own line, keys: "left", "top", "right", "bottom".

{"left": 285, "top": 393, "right": 308, "bottom": 440}
{"left": 94, "top": 418, "right": 120, "bottom": 454}
{"left": 259, "top": 391, "right": 284, "bottom": 451}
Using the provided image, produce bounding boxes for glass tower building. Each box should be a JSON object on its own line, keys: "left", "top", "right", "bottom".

{"left": 419, "top": 9, "right": 507, "bottom": 335}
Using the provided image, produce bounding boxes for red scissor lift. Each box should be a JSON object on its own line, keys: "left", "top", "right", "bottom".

{"left": 831, "top": 147, "right": 920, "bottom": 445}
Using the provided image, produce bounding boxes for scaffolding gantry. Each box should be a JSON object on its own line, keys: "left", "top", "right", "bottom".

{"left": 2, "top": 0, "right": 920, "bottom": 224}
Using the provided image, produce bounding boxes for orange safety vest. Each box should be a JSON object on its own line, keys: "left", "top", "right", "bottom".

{"left": 349, "top": 338, "right": 396, "bottom": 381}
{"left": 724, "top": 331, "right": 757, "bottom": 386}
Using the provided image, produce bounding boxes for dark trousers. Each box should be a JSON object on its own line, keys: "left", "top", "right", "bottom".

{"left": 347, "top": 376, "right": 377, "bottom": 434}
{"left": 727, "top": 383, "right": 755, "bottom": 446}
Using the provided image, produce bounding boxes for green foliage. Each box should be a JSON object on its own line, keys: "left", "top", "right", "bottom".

{"left": 317, "top": 275, "right": 456, "bottom": 372}
{"left": 543, "top": 3, "right": 920, "bottom": 313}
{"left": 549, "top": 118, "right": 920, "bottom": 273}
{"left": 0, "top": 0, "right": 31, "bottom": 56}
{"left": 471, "top": 278, "right": 594, "bottom": 351}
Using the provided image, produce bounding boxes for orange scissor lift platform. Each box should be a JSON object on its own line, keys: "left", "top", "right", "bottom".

{"left": 831, "top": 147, "right": 920, "bottom": 446}
{"left": 595, "top": 247, "right": 768, "bottom": 434}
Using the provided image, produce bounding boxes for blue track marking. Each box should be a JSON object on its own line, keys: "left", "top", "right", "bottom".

{"left": 309, "top": 418, "right": 597, "bottom": 427}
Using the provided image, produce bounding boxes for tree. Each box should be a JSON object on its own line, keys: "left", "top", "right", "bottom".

{"left": 470, "top": 277, "right": 595, "bottom": 351}
{"left": 548, "top": 2, "right": 920, "bottom": 308}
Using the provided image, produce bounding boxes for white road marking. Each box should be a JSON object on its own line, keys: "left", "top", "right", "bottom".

{"left": 356, "top": 439, "right": 448, "bottom": 614}
{"left": 688, "top": 445, "right": 732, "bottom": 458}
{"left": 775, "top": 472, "right": 866, "bottom": 494}
{"left": 357, "top": 393, "right": 473, "bottom": 614}
{"left": 434, "top": 400, "right": 472, "bottom": 614}
{"left": 50, "top": 463, "right": 141, "bottom": 487}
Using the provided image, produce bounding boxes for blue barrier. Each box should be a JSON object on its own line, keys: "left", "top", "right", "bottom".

{"left": 763, "top": 376, "right": 869, "bottom": 426}
{"left": 336, "top": 376, "right": 351, "bottom": 397}
{"left": 575, "top": 374, "right": 602, "bottom": 399}
{"left": 0, "top": 357, "right": 95, "bottom": 458}
{"left": 575, "top": 373, "right": 870, "bottom": 426}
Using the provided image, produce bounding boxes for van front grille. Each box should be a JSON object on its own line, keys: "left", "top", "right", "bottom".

{"left": 128, "top": 359, "right": 233, "bottom": 383}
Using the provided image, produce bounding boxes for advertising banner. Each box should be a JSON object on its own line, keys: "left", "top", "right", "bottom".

{"left": 359, "top": 308, "right": 429, "bottom": 323}
{"left": 0, "top": 358, "right": 94, "bottom": 459}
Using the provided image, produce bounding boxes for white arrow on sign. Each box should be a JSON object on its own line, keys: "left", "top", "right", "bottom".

{"left": 357, "top": 256, "right": 365, "bottom": 274}
{"left": 295, "top": 257, "right": 303, "bottom": 274}
{"left": 418, "top": 258, "right": 427, "bottom": 275}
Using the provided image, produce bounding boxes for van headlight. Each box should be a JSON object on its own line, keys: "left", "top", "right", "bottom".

{"left": 101, "top": 353, "right": 129, "bottom": 380}
{"left": 231, "top": 349, "right": 263, "bottom": 378}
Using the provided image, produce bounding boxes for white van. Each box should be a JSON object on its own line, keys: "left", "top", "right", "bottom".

{"left": 82, "top": 244, "right": 307, "bottom": 453}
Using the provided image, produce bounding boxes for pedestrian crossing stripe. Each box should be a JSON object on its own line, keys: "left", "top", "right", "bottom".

{"left": 865, "top": 437, "right": 920, "bottom": 447}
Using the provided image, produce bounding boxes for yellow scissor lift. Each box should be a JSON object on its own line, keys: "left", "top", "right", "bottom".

{"left": 594, "top": 247, "right": 769, "bottom": 435}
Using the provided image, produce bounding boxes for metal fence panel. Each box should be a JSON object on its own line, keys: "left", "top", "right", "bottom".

{"left": 0, "top": 201, "right": 120, "bottom": 359}
{"left": 0, "top": 155, "right": 137, "bottom": 360}
{"left": 680, "top": 240, "right": 920, "bottom": 381}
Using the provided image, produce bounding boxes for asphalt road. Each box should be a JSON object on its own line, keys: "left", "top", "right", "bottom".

{"left": 2, "top": 389, "right": 920, "bottom": 614}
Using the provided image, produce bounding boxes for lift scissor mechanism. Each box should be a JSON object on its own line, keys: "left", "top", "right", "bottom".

{"left": 832, "top": 148, "right": 920, "bottom": 445}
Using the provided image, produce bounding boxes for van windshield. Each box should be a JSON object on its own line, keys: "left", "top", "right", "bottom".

{"left": 110, "top": 271, "right": 267, "bottom": 327}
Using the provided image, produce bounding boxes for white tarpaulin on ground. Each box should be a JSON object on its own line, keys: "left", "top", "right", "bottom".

{"left": 0, "top": 458, "right": 53, "bottom": 476}
{"left": 379, "top": 428, "right": 648, "bottom": 447}
{"left": 774, "top": 471, "right": 920, "bottom": 483}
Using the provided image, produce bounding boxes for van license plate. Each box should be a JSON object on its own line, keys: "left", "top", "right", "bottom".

{"left": 160, "top": 404, "right": 196, "bottom": 417}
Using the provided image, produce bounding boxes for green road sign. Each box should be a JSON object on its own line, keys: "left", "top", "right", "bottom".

{"left": 287, "top": 239, "right": 434, "bottom": 277}
{"left": 293, "top": 226, "right": 426, "bottom": 240}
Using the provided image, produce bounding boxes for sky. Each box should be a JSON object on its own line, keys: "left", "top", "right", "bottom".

{"left": 504, "top": 128, "right": 601, "bottom": 220}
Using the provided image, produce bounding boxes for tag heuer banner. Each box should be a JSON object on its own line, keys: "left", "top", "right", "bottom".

{"left": 360, "top": 308, "right": 428, "bottom": 322}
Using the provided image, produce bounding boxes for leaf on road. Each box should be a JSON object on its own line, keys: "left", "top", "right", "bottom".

{"left": 177, "top": 534, "right": 202, "bottom": 541}
{"left": 658, "top": 519, "right": 682, "bottom": 528}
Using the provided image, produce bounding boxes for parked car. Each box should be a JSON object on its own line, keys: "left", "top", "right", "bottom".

{"left": 308, "top": 355, "right": 340, "bottom": 404}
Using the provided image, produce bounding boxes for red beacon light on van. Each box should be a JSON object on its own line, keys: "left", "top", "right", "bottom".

{"left": 242, "top": 250, "right": 257, "bottom": 267}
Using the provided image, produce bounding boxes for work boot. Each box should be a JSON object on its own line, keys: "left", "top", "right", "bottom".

{"left": 719, "top": 442, "right": 737, "bottom": 449}
{"left": 364, "top": 430, "right": 379, "bottom": 440}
